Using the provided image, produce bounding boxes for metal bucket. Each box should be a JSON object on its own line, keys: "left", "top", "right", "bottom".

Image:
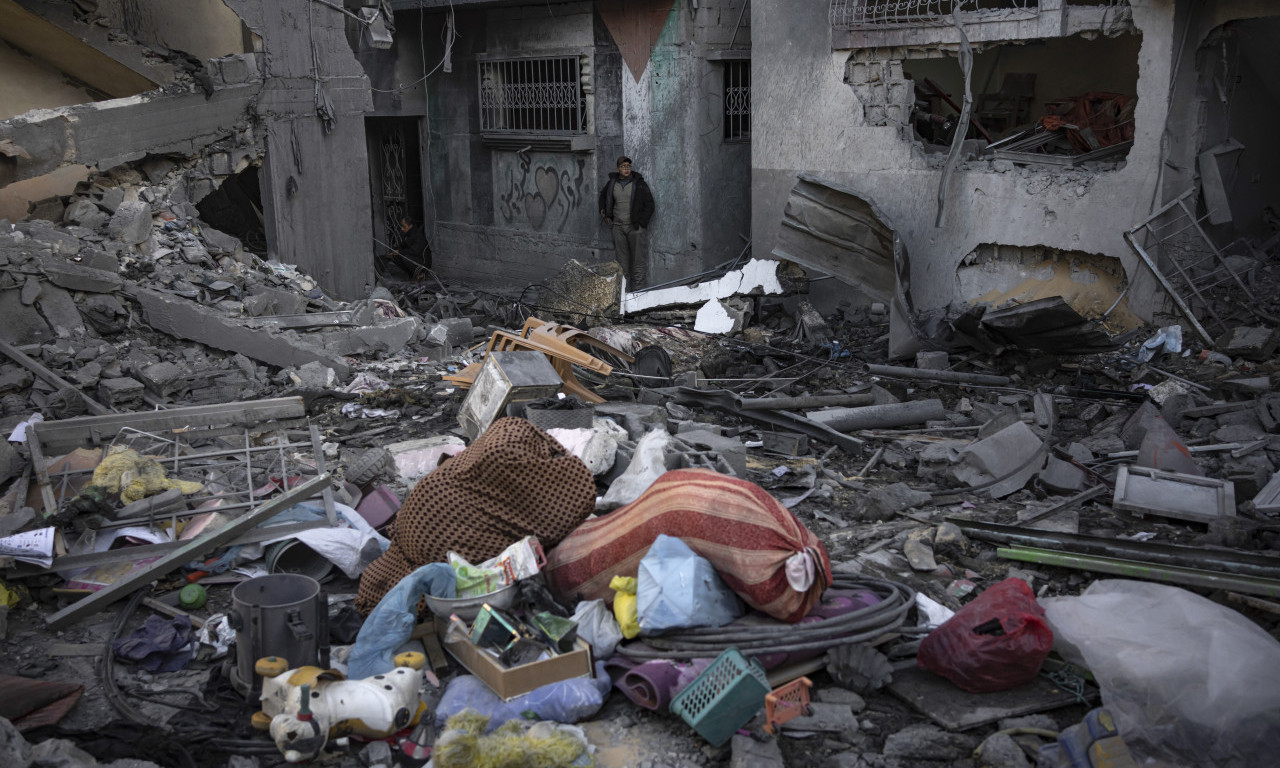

{"left": 265, "top": 539, "right": 334, "bottom": 581}
{"left": 229, "top": 574, "right": 328, "bottom": 698}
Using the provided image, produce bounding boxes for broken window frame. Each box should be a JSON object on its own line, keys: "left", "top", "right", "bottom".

{"left": 477, "top": 53, "right": 588, "bottom": 136}
{"left": 722, "top": 59, "right": 751, "bottom": 143}
{"left": 26, "top": 398, "right": 337, "bottom": 550}
{"left": 1123, "top": 188, "right": 1260, "bottom": 349}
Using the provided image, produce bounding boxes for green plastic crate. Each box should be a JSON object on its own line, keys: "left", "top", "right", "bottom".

{"left": 669, "top": 647, "right": 770, "bottom": 747}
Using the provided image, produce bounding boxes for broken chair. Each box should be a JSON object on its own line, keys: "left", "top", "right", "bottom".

{"left": 443, "top": 320, "right": 632, "bottom": 404}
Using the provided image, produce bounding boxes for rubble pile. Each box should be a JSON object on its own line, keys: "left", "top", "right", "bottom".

{"left": 0, "top": 182, "right": 1279, "bottom": 768}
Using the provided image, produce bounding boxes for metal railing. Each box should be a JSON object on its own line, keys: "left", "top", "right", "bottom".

{"left": 830, "top": 0, "right": 1038, "bottom": 29}
{"left": 478, "top": 56, "right": 585, "bottom": 134}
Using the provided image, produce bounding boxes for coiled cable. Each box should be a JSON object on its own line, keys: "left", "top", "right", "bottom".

{"left": 615, "top": 575, "right": 919, "bottom": 661}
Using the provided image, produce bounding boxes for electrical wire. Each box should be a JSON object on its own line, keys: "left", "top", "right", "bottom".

{"left": 614, "top": 575, "right": 918, "bottom": 661}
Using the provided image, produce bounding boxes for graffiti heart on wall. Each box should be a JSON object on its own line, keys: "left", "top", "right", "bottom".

{"left": 497, "top": 152, "right": 589, "bottom": 233}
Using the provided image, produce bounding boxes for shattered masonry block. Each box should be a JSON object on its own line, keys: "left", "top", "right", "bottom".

{"left": 106, "top": 201, "right": 153, "bottom": 245}
{"left": 215, "top": 53, "right": 260, "bottom": 85}
{"left": 97, "top": 376, "right": 145, "bottom": 408}
{"left": 39, "top": 258, "right": 123, "bottom": 293}
{"left": 200, "top": 225, "right": 242, "bottom": 255}
{"left": 915, "top": 350, "right": 949, "bottom": 371}
{"left": 63, "top": 199, "right": 108, "bottom": 230}
{"left": 137, "top": 362, "right": 184, "bottom": 397}
{"left": 1218, "top": 325, "right": 1278, "bottom": 362}
{"left": 436, "top": 317, "right": 473, "bottom": 348}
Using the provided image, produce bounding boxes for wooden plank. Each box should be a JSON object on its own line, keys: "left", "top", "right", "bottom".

{"left": 45, "top": 473, "right": 330, "bottom": 629}
{"left": 30, "top": 397, "right": 306, "bottom": 454}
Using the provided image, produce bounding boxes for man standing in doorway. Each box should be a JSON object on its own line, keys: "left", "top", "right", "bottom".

{"left": 392, "top": 215, "right": 432, "bottom": 280}
{"left": 599, "top": 155, "right": 655, "bottom": 289}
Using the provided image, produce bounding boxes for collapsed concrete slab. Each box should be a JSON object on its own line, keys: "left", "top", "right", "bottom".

{"left": 130, "top": 285, "right": 351, "bottom": 379}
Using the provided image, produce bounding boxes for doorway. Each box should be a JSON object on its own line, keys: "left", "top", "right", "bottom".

{"left": 365, "top": 117, "right": 424, "bottom": 276}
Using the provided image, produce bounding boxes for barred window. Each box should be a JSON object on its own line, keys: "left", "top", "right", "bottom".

{"left": 478, "top": 56, "right": 586, "bottom": 134}
{"left": 724, "top": 60, "right": 750, "bottom": 142}
{"left": 830, "top": 0, "right": 1038, "bottom": 29}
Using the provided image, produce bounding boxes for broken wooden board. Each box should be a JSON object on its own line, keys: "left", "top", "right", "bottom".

{"left": 887, "top": 666, "right": 1087, "bottom": 731}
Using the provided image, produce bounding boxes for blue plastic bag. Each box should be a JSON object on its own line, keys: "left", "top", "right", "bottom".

{"left": 435, "top": 662, "right": 611, "bottom": 730}
{"left": 347, "top": 562, "right": 455, "bottom": 679}
{"left": 636, "top": 534, "right": 743, "bottom": 634}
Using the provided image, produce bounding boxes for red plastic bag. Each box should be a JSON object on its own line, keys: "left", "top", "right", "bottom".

{"left": 917, "top": 577, "right": 1053, "bottom": 693}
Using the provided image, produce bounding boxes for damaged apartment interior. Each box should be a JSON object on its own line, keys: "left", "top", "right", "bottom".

{"left": 0, "top": 0, "right": 1279, "bottom": 766}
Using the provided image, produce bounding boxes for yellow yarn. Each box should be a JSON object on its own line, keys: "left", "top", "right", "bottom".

{"left": 89, "top": 447, "right": 203, "bottom": 504}
{"left": 434, "top": 710, "right": 592, "bottom": 768}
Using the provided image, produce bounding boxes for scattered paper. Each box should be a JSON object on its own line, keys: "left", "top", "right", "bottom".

{"left": 0, "top": 526, "right": 57, "bottom": 568}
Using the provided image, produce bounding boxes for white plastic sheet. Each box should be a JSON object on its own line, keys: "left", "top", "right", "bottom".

{"left": 597, "top": 429, "right": 674, "bottom": 510}
{"left": 1042, "top": 580, "right": 1280, "bottom": 767}
{"left": 636, "top": 534, "right": 743, "bottom": 634}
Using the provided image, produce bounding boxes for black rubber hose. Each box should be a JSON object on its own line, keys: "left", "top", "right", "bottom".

{"left": 615, "top": 576, "right": 919, "bottom": 661}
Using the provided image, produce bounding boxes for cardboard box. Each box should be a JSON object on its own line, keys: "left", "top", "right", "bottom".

{"left": 437, "top": 621, "right": 594, "bottom": 700}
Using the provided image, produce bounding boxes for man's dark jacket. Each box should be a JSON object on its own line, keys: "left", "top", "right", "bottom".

{"left": 598, "top": 171, "right": 655, "bottom": 228}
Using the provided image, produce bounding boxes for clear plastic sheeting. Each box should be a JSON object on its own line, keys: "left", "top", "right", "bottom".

{"left": 1042, "top": 580, "right": 1280, "bottom": 768}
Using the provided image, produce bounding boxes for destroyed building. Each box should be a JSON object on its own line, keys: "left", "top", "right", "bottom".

{"left": 1, "top": 2, "right": 1280, "bottom": 768}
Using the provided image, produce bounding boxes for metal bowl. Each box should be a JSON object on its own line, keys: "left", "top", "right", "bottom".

{"left": 423, "top": 582, "right": 519, "bottom": 622}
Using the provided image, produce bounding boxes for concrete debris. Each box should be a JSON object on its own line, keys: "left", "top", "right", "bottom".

{"left": 1, "top": 6, "right": 1280, "bottom": 767}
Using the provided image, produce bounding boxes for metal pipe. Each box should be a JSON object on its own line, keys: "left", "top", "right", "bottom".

{"left": 806, "top": 399, "right": 945, "bottom": 432}
{"left": 865, "top": 363, "right": 1011, "bottom": 387}
{"left": 998, "top": 547, "right": 1280, "bottom": 599}
{"left": 956, "top": 519, "right": 1280, "bottom": 579}
{"left": 740, "top": 393, "right": 874, "bottom": 411}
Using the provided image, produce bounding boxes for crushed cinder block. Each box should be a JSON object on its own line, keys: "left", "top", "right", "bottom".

{"left": 137, "top": 362, "right": 184, "bottom": 397}
{"left": 106, "top": 201, "right": 153, "bottom": 245}
{"left": 39, "top": 258, "right": 123, "bottom": 294}
{"left": 97, "top": 376, "right": 145, "bottom": 409}
{"left": 675, "top": 428, "right": 746, "bottom": 478}
{"left": 1218, "top": 325, "right": 1278, "bottom": 362}
{"left": 593, "top": 403, "right": 668, "bottom": 441}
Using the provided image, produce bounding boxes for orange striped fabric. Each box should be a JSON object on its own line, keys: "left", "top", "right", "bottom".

{"left": 545, "top": 468, "right": 831, "bottom": 623}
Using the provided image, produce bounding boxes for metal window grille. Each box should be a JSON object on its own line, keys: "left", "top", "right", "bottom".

{"left": 479, "top": 56, "right": 585, "bottom": 134}
{"left": 380, "top": 128, "right": 407, "bottom": 250}
{"left": 724, "top": 60, "right": 751, "bottom": 142}
{"left": 830, "top": 0, "right": 1038, "bottom": 29}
